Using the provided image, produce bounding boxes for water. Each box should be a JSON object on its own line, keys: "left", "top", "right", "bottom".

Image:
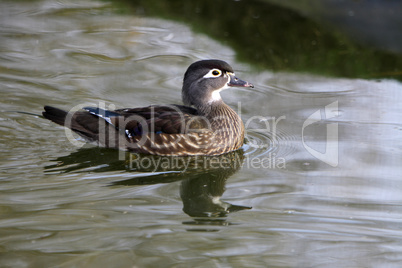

{"left": 1, "top": 0, "right": 402, "bottom": 267}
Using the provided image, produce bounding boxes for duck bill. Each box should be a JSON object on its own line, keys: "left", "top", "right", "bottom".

{"left": 227, "top": 73, "right": 254, "bottom": 88}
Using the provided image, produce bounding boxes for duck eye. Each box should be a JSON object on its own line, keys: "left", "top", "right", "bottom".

{"left": 212, "top": 70, "right": 221, "bottom": 76}
{"left": 203, "top": 69, "right": 223, "bottom": 78}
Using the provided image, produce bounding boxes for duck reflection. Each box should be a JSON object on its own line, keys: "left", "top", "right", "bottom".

{"left": 45, "top": 147, "right": 251, "bottom": 222}
{"left": 179, "top": 155, "right": 251, "bottom": 218}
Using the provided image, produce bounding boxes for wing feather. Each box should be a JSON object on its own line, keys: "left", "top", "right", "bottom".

{"left": 84, "top": 104, "right": 207, "bottom": 137}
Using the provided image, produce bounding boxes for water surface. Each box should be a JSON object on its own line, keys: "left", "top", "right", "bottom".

{"left": 1, "top": 1, "right": 402, "bottom": 267}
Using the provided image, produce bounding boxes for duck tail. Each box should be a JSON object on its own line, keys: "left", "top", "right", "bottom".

{"left": 43, "top": 105, "right": 103, "bottom": 142}
{"left": 42, "top": 106, "right": 68, "bottom": 126}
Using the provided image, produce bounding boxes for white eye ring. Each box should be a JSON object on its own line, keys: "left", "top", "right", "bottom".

{"left": 203, "top": 69, "right": 222, "bottom": 78}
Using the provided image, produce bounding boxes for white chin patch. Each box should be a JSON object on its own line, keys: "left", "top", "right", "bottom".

{"left": 208, "top": 75, "right": 231, "bottom": 103}
{"left": 210, "top": 90, "right": 223, "bottom": 102}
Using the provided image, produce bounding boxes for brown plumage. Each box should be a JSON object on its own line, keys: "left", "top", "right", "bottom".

{"left": 43, "top": 60, "right": 254, "bottom": 156}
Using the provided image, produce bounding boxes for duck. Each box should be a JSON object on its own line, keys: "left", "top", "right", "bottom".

{"left": 43, "top": 59, "right": 254, "bottom": 156}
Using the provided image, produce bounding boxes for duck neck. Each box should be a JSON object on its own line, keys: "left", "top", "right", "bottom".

{"left": 197, "top": 100, "right": 242, "bottom": 129}
{"left": 197, "top": 99, "right": 227, "bottom": 118}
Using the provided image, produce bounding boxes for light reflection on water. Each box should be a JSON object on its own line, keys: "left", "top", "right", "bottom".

{"left": 1, "top": 0, "right": 402, "bottom": 267}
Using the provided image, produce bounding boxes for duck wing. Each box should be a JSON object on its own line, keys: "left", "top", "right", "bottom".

{"left": 43, "top": 104, "right": 208, "bottom": 140}
{"left": 84, "top": 104, "right": 208, "bottom": 137}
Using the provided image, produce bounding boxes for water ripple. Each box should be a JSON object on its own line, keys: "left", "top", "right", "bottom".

{"left": 243, "top": 128, "right": 299, "bottom": 159}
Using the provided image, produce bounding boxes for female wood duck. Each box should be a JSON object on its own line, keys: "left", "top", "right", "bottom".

{"left": 43, "top": 60, "right": 254, "bottom": 156}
